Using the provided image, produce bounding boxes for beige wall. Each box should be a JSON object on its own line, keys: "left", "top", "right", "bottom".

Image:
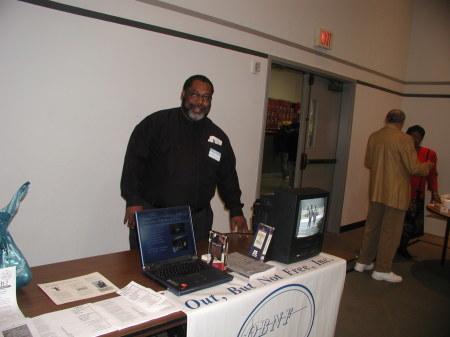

{"left": 1, "top": 0, "right": 448, "bottom": 266}
{"left": 137, "top": 0, "right": 414, "bottom": 82}
{"left": 406, "top": 0, "right": 450, "bottom": 82}
{"left": 0, "top": 0, "right": 268, "bottom": 266}
{"left": 341, "top": 85, "right": 404, "bottom": 225}
{"left": 403, "top": 97, "right": 450, "bottom": 236}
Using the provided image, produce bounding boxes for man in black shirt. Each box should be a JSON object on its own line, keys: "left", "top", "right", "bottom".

{"left": 121, "top": 75, "right": 249, "bottom": 248}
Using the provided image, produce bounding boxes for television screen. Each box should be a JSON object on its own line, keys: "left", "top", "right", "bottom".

{"left": 296, "top": 197, "right": 327, "bottom": 238}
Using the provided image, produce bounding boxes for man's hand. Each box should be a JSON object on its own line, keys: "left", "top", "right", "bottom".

{"left": 124, "top": 206, "right": 143, "bottom": 229}
{"left": 230, "top": 215, "right": 250, "bottom": 234}
{"left": 426, "top": 161, "right": 435, "bottom": 170}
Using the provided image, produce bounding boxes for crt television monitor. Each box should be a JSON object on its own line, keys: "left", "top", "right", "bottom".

{"left": 268, "top": 187, "right": 329, "bottom": 264}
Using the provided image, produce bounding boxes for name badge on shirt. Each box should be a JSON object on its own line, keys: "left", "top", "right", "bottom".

{"left": 209, "top": 148, "right": 221, "bottom": 162}
{"left": 208, "top": 135, "right": 222, "bottom": 146}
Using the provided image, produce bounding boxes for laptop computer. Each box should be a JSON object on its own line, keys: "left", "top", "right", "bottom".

{"left": 135, "top": 206, "right": 233, "bottom": 296}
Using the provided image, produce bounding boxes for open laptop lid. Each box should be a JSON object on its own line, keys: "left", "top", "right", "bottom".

{"left": 135, "top": 206, "right": 197, "bottom": 269}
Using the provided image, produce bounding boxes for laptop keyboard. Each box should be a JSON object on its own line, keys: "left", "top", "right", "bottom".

{"left": 154, "top": 259, "right": 210, "bottom": 279}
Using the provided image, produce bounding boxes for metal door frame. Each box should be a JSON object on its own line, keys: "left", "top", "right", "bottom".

{"left": 260, "top": 56, "right": 356, "bottom": 233}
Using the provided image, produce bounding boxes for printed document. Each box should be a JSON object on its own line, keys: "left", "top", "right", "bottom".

{"left": 38, "top": 272, "right": 119, "bottom": 305}
{"left": 0, "top": 267, "right": 39, "bottom": 337}
{"left": 116, "top": 281, "right": 166, "bottom": 311}
{"left": 0, "top": 267, "right": 24, "bottom": 325}
{"left": 91, "top": 281, "right": 179, "bottom": 329}
{"left": 31, "top": 304, "right": 116, "bottom": 337}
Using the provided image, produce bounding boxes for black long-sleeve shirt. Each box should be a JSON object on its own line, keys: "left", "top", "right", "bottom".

{"left": 120, "top": 107, "right": 244, "bottom": 218}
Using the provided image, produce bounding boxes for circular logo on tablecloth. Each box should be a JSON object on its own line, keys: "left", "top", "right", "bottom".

{"left": 237, "top": 284, "right": 315, "bottom": 337}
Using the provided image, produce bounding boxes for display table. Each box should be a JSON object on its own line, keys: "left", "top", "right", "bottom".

{"left": 426, "top": 204, "right": 450, "bottom": 266}
{"left": 165, "top": 252, "right": 346, "bottom": 337}
{"left": 16, "top": 250, "right": 186, "bottom": 337}
{"left": 16, "top": 235, "right": 345, "bottom": 337}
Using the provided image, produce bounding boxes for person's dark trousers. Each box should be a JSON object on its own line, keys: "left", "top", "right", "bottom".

{"left": 190, "top": 205, "right": 214, "bottom": 239}
{"left": 398, "top": 231, "right": 412, "bottom": 258}
{"left": 129, "top": 226, "right": 140, "bottom": 250}
{"left": 129, "top": 203, "right": 213, "bottom": 249}
{"left": 399, "top": 233, "right": 410, "bottom": 251}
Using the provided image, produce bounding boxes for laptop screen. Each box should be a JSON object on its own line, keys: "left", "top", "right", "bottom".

{"left": 136, "top": 206, "right": 197, "bottom": 266}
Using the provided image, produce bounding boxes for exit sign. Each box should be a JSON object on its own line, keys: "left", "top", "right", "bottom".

{"left": 314, "top": 27, "right": 333, "bottom": 49}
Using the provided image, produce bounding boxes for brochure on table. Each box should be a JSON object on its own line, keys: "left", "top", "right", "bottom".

{"left": 31, "top": 282, "right": 177, "bottom": 336}
{"left": 1, "top": 266, "right": 180, "bottom": 337}
{"left": 37, "top": 272, "right": 120, "bottom": 305}
{"left": 30, "top": 281, "right": 178, "bottom": 336}
{"left": 0, "top": 266, "right": 40, "bottom": 337}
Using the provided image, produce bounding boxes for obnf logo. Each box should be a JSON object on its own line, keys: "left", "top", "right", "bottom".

{"left": 237, "top": 284, "right": 315, "bottom": 337}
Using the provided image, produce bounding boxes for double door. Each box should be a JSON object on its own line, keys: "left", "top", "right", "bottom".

{"left": 295, "top": 74, "right": 343, "bottom": 192}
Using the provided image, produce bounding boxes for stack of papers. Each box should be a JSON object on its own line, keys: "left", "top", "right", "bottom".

{"left": 31, "top": 281, "right": 178, "bottom": 336}
{"left": 0, "top": 267, "right": 182, "bottom": 337}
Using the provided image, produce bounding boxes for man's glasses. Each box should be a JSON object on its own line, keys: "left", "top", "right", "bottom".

{"left": 189, "top": 91, "right": 212, "bottom": 102}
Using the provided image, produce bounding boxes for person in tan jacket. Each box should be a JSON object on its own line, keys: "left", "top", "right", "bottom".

{"left": 354, "top": 109, "right": 434, "bottom": 282}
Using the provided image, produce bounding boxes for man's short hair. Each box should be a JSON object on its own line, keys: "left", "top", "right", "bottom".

{"left": 183, "top": 75, "right": 214, "bottom": 94}
{"left": 385, "top": 109, "right": 405, "bottom": 123}
{"left": 406, "top": 125, "right": 425, "bottom": 139}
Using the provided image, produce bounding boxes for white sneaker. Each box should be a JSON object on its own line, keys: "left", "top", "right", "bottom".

{"left": 371, "top": 271, "right": 402, "bottom": 283}
{"left": 354, "top": 262, "right": 374, "bottom": 272}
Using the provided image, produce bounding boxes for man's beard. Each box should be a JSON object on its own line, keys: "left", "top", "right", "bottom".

{"left": 182, "top": 102, "right": 209, "bottom": 121}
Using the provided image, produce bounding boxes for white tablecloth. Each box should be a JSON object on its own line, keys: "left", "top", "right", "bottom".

{"left": 165, "top": 252, "right": 346, "bottom": 337}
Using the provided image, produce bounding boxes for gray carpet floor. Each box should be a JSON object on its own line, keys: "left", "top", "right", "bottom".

{"left": 333, "top": 229, "right": 450, "bottom": 337}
